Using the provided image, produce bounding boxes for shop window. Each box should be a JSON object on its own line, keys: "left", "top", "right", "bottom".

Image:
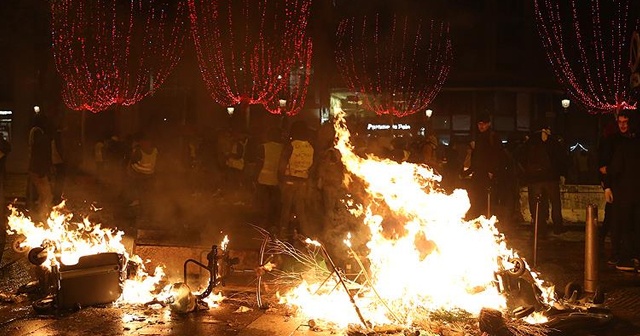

{"left": 431, "top": 115, "right": 450, "bottom": 130}
{"left": 452, "top": 114, "right": 470, "bottom": 131}
{"left": 493, "top": 115, "right": 514, "bottom": 132}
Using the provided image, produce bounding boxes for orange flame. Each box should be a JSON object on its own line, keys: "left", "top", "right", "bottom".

{"left": 278, "top": 101, "right": 556, "bottom": 328}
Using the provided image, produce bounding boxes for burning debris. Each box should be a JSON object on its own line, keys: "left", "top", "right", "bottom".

{"left": 4, "top": 202, "right": 227, "bottom": 315}
{"left": 255, "top": 105, "right": 611, "bottom": 335}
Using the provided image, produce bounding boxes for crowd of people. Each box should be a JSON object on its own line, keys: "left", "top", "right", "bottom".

{"left": 21, "top": 108, "right": 638, "bottom": 273}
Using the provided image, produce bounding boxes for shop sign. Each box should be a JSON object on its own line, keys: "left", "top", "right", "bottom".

{"left": 366, "top": 123, "right": 411, "bottom": 130}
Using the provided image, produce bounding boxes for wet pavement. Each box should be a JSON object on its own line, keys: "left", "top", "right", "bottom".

{"left": 1, "top": 172, "right": 640, "bottom": 335}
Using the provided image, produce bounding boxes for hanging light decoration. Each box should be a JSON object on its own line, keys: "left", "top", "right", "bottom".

{"left": 336, "top": 15, "right": 452, "bottom": 118}
{"left": 263, "top": 38, "right": 313, "bottom": 116}
{"left": 534, "top": 0, "right": 638, "bottom": 113}
{"left": 50, "top": 0, "right": 187, "bottom": 113}
{"left": 188, "top": 0, "right": 312, "bottom": 107}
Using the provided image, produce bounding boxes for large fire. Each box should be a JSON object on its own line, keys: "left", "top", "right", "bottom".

{"left": 6, "top": 202, "right": 224, "bottom": 308}
{"left": 277, "top": 103, "right": 557, "bottom": 329}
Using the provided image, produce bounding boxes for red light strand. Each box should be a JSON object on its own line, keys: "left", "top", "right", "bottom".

{"left": 335, "top": 15, "right": 452, "bottom": 118}
{"left": 188, "top": 0, "right": 312, "bottom": 107}
{"left": 50, "top": 0, "right": 187, "bottom": 113}
{"left": 534, "top": 0, "right": 637, "bottom": 113}
{"left": 263, "top": 38, "right": 313, "bottom": 116}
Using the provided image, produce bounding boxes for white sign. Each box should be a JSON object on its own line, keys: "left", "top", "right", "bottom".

{"left": 366, "top": 123, "right": 411, "bottom": 130}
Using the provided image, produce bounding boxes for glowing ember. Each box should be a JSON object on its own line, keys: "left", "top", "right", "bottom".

{"left": 278, "top": 102, "right": 557, "bottom": 329}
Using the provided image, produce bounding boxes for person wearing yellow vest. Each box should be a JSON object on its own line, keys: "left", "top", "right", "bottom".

{"left": 225, "top": 131, "right": 249, "bottom": 201}
{"left": 126, "top": 134, "right": 158, "bottom": 207}
{"left": 255, "top": 127, "right": 283, "bottom": 231}
{"left": 278, "top": 121, "right": 316, "bottom": 239}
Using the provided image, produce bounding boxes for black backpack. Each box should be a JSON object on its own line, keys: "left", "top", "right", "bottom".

{"left": 526, "top": 141, "right": 552, "bottom": 175}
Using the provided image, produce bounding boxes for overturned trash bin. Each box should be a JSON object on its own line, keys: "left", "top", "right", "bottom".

{"left": 32, "top": 252, "right": 125, "bottom": 312}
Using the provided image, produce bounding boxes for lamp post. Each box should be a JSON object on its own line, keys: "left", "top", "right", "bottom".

{"left": 560, "top": 99, "right": 570, "bottom": 140}
{"left": 423, "top": 109, "right": 434, "bottom": 136}
{"left": 227, "top": 106, "right": 235, "bottom": 116}
{"left": 278, "top": 99, "right": 287, "bottom": 114}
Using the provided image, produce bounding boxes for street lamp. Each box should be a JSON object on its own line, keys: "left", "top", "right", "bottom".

{"left": 33, "top": 106, "right": 40, "bottom": 114}
{"left": 425, "top": 109, "right": 433, "bottom": 118}
{"left": 561, "top": 99, "right": 570, "bottom": 111}
{"left": 227, "top": 106, "right": 235, "bottom": 116}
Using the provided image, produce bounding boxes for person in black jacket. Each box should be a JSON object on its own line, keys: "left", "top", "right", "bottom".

{"left": 597, "top": 115, "right": 627, "bottom": 265}
{"left": 607, "top": 110, "right": 640, "bottom": 272}
{"left": 464, "top": 114, "right": 505, "bottom": 219}
{"left": 520, "top": 120, "right": 568, "bottom": 237}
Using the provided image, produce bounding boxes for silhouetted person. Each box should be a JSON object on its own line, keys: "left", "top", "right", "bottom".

{"left": 606, "top": 110, "right": 640, "bottom": 272}
{"left": 464, "top": 114, "right": 505, "bottom": 219}
{"left": 51, "top": 126, "right": 66, "bottom": 205}
{"left": 0, "top": 133, "right": 11, "bottom": 262}
{"left": 520, "top": 121, "right": 568, "bottom": 237}
{"left": 279, "top": 121, "right": 316, "bottom": 239}
{"left": 27, "top": 112, "right": 53, "bottom": 220}
{"left": 598, "top": 116, "right": 624, "bottom": 264}
{"left": 255, "top": 127, "right": 283, "bottom": 231}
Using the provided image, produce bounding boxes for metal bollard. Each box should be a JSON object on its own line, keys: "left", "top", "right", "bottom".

{"left": 585, "top": 204, "right": 599, "bottom": 293}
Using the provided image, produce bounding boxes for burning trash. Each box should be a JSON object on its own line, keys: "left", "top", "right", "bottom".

{"left": 5, "top": 202, "right": 227, "bottom": 315}
{"left": 257, "top": 105, "right": 612, "bottom": 335}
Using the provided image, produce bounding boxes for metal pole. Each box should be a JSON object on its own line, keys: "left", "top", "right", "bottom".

{"left": 533, "top": 195, "right": 540, "bottom": 268}
{"left": 585, "top": 204, "right": 599, "bottom": 293}
{"left": 487, "top": 186, "right": 491, "bottom": 218}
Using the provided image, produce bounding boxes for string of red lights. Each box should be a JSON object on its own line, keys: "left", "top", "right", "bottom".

{"left": 50, "top": 0, "right": 187, "bottom": 113}
{"left": 534, "top": 0, "right": 637, "bottom": 113}
{"left": 335, "top": 15, "right": 452, "bottom": 118}
{"left": 188, "top": 0, "right": 312, "bottom": 108}
{"left": 263, "top": 39, "right": 313, "bottom": 116}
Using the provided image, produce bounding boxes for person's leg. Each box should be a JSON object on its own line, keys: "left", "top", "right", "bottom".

{"left": 613, "top": 202, "right": 634, "bottom": 270}
{"left": 527, "top": 183, "right": 543, "bottom": 226}
{"left": 547, "top": 180, "right": 565, "bottom": 233}
{"left": 279, "top": 182, "right": 295, "bottom": 235}
{"left": 293, "top": 181, "right": 312, "bottom": 237}
{"left": 600, "top": 202, "right": 613, "bottom": 250}
{"left": 267, "top": 185, "right": 281, "bottom": 227}
{"left": 52, "top": 163, "right": 67, "bottom": 205}
{"left": 29, "top": 173, "right": 52, "bottom": 221}
{"left": 631, "top": 202, "right": 640, "bottom": 264}
{"left": 537, "top": 183, "right": 551, "bottom": 237}
{"left": 468, "top": 177, "right": 488, "bottom": 219}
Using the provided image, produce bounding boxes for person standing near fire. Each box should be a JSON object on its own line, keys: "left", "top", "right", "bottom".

{"left": 604, "top": 110, "right": 640, "bottom": 272}
{"left": 126, "top": 133, "right": 158, "bottom": 208}
{"left": 520, "top": 120, "right": 568, "bottom": 238}
{"left": 279, "top": 120, "right": 316, "bottom": 239}
{"left": 597, "top": 116, "right": 624, "bottom": 265}
{"left": 255, "top": 127, "right": 283, "bottom": 232}
{"left": 50, "top": 124, "right": 66, "bottom": 206}
{"left": 27, "top": 111, "right": 53, "bottom": 221}
{"left": 0, "top": 132, "right": 11, "bottom": 263}
{"left": 463, "top": 113, "right": 505, "bottom": 219}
